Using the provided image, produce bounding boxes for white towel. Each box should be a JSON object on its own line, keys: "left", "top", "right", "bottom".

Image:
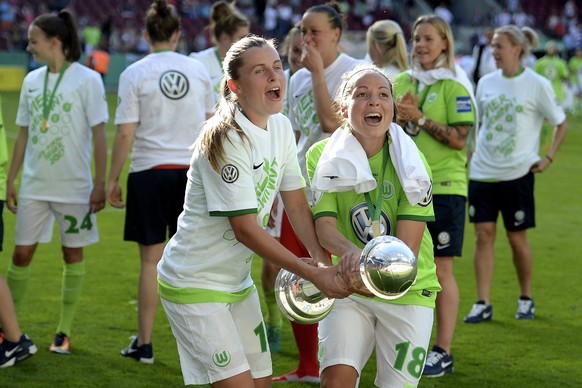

{"left": 311, "top": 127, "right": 376, "bottom": 194}
{"left": 388, "top": 123, "right": 431, "bottom": 205}
{"left": 312, "top": 124, "right": 431, "bottom": 205}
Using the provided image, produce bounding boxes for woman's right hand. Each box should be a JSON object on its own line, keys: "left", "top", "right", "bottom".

{"left": 309, "top": 265, "right": 352, "bottom": 299}
{"left": 106, "top": 180, "right": 125, "bottom": 208}
{"left": 6, "top": 182, "right": 18, "bottom": 213}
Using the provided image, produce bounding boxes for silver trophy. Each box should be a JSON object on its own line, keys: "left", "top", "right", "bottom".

{"left": 275, "top": 235, "right": 418, "bottom": 323}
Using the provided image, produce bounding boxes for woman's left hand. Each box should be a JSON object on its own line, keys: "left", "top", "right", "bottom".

{"left": 530, "top": 157, "right": 551, "bottom": 173}
{"left": 396, "top": 90, "right": 421, "bottom": 123}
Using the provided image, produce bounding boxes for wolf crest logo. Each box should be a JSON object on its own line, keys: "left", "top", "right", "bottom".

{"left": 212, "top": 350, "right": 231, "bottom": 367}
{"left": 159, "top": 70, "right": 189, "bottom": 100}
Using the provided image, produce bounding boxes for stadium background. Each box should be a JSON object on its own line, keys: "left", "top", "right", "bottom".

{"left": 0, "top": 0, "right": 577, "bottom": 91}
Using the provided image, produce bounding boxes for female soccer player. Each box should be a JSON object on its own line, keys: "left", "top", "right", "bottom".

{"left": 274, "top": 3, "right": 364, "bottom": 382}
{"left": 365, "top": 19, "right": 409, "bottom": 80}
{"left": 394, "top": 14, "right": 476, "bottom": 377}
{"left": 108, "top": 0, "right": 214, "bottom": 364}
{"left": 464, "top": 25, "right": 567, "bottom": 324}
{"left": 7, "top": 9, "right": 108, "bottom": 354}
{"left": 189, "top": 0, "right": 250, "bottom": 106}
{"left": 157, "top": 35, "right": 351, "bottom": 387}
{"left": 307, "top": 63, "right": 439, "bottom": 388}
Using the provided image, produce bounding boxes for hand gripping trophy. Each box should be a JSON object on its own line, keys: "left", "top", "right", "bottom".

{"left": 275, "top": 233, "right": 418, "bottom": 324}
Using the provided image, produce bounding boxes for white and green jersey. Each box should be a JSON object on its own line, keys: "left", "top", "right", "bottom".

{"left": 393, "top": 73, "right": 475, "bottom": 197}
{"left": 470, "top": 68, "right": 566, "bottom": 181}
{"left": 281, "top": 68, "right": 293, "bottom": 119}
{"left": 534, "top": 55, "right": 569, "bottom": 103}
{"left": 15, "top": 62, "right": 108, "bottom": 203}
{"left": 158, "top": 110, "right": 305, "bottom": 303}
{"left": 115, "top": 51, "right": 214, "bottom": 172}
{"left": 189, "top": 47, "right": 223, "bottom": 106}
{"left": 306, "top": 138, "right": 441, "bottom": 308}
{"left": 289, "top": 53, "right": 364, "bottom": 203}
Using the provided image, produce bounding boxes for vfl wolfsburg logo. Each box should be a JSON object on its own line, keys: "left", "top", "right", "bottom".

{"left": 159, "top": 70, "right": 189, "bottom": 100}
{"left": 350, "top": 202, "right": 391, "bottom": 244}
{"left": 212, "top": 350, "right": 231, "bottom": 367}
{"left": 221, "top": 164, "right": 239, "bottom": 183}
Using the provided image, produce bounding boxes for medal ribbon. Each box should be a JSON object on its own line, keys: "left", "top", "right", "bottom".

{"left": 41, "top": 61, "right": 69, "bottom": 132}
{"left": 363, "top": 139, "right": 389, "bottom": 238}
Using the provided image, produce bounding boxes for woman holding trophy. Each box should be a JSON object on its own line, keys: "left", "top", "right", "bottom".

{"left": 305, "top": 64, "right": 441, "bottom": 388}
{"left": 156, "top": 35, "right": 351, "bottom": 387}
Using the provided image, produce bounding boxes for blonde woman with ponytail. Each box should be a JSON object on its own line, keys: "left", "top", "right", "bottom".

{"left": 365, "top": 19, "right": 409, "bottom": 80}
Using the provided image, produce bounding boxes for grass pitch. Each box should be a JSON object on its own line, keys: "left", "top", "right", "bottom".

{"left": 1, "top": 91, "right": 581, "bottom": 387}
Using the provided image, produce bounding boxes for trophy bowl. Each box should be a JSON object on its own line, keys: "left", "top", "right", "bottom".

{"left": 274, "top": 236, "right": 418, "bottom": 323}
{"left": 275, "top": 267, "right": 334, "bottom": 324}
{"left": 359, "top": 235, "right": 417, "bottom": 300}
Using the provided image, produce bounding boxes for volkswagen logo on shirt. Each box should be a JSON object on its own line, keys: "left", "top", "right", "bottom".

{"left": 350, "top": 202, "right": 391, "bottom": 244}
{"left": 221, "top": 164, "right": 239, "bottom": 183}
{"left": 159, "top": 70, "right": 189, "bottom": 100}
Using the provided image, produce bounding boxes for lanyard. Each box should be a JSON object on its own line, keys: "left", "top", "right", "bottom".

{"left": 415, "top": 81, "right": 432, "bottom": 111}
{"left": 363, "top": 139, "right": 389, "bottom": 238}
{"left": 214, "top": 48, "right": 223, "bottom": 71}
{"left": 41, "top": 61, "right": 69, "bottom": 133}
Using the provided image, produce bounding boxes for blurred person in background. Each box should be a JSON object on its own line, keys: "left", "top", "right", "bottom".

{"left": 190, "top": 0, "right": 250, "bottom": 106}
{"left": 464, "top": 25, "right": 567, "bottom": 325}
{"left": 107, "top": 0, "right": 214, "bottom": 364}
{"left": 7, "top": 9, "right": 108, "bottom": 355}
{"left": 365, "top": 19, "right": 409, "bottom": 80}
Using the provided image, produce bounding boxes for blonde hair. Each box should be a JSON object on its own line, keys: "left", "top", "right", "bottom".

{"left": 411, "top": 14, "right": 455, "bottom": 73}
{"left": 494, "top": 25, "right": 539, "bottom": 60}
{"left": 366, "top": 20, "right": 409, "bottom": 72}
{"left": 197, "top": 35, "right": 276, "bottom": 171}
{"left": 209, "top": 1, "right": 250, "bottom": 44}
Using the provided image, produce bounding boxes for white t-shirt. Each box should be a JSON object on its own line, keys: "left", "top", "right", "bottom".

{"left": 16, "top": 62, "right": 108, "bottom": 203}
{"left": 157, "top": 110, "right": 304, "bottom": 293}
{"left": 470, "top": 68, "right": 566, "bottom": 181}
{"left": 189, "top": 47, "right": 223, "bottom": 105}
{"left": 115, "top": 51, "right": 213, "bottom": 172}
{"left": 289, "top": 53, "right": 364, "bottom": 203}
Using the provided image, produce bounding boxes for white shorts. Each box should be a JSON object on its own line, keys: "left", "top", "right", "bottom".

{"left": 318, "top": 296, "right": 434, "bottom": 388}
{"left": 161, "top": 288, "right": 272, "bottom": 385}
{"left": 15, "top": 198, "right": 98, "bottom": 247}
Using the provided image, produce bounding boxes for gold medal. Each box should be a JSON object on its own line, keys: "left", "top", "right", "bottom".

{"left": 41, "top": 119, "right": 48, "bottom": 132}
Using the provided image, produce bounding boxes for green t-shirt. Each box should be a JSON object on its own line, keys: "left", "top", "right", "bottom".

{"left": 393, "top": 73, "right": 475, "bottom": 196}
{"left": 569, "top": 57, "right": 582, "bottom": 85}
{"left": 534, "top": 56, "right": 569, "bottom": 102}
{"left": 306, "top": 138, "right": 441, "bottom": 308}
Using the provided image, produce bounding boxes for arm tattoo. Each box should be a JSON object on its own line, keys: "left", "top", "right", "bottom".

{"left": 422, "top": 118, "right": 470, "bottom": 147}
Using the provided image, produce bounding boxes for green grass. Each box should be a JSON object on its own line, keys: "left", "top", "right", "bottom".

{"left": 1, "top": 90, "right": 581, "bottom": 387}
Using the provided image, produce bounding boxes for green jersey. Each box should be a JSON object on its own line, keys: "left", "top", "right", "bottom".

{"left": 569, "top": 56, "right": 582, "bottom": 86}
{"left": 394, "top": 73, "right": 475, "bottom": 196}
{"left": 534, "top": 56, "right": 569, "bottom": 102}
{"left": 306, "top": 138, "right": 441, "bottom": 308}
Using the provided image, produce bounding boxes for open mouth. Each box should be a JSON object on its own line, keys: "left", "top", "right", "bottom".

{"left": 364, "top": 112, "right": 382, "bottom": 124}
{"left": 266, "top": 87, "right": 281, "bottom": 99}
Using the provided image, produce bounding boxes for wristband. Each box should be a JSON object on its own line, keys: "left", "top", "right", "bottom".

{"left": 545, "top": 155, "right": 553, "bottom": 163}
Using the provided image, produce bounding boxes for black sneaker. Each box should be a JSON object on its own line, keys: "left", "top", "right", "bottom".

{"left": 121, "top": 336, "right": 154, "bottom": 364}
{"left": 422, "top": 345, "right": 453, "bottom": 377}
{"left": 515, "top": 296, "right": 535, "bottom": 319}
{"left": 463, "top": 300, "right": 493, "bottom": 323}
{"left": 0, "top": 334, "right": 38, "bottom": 368}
